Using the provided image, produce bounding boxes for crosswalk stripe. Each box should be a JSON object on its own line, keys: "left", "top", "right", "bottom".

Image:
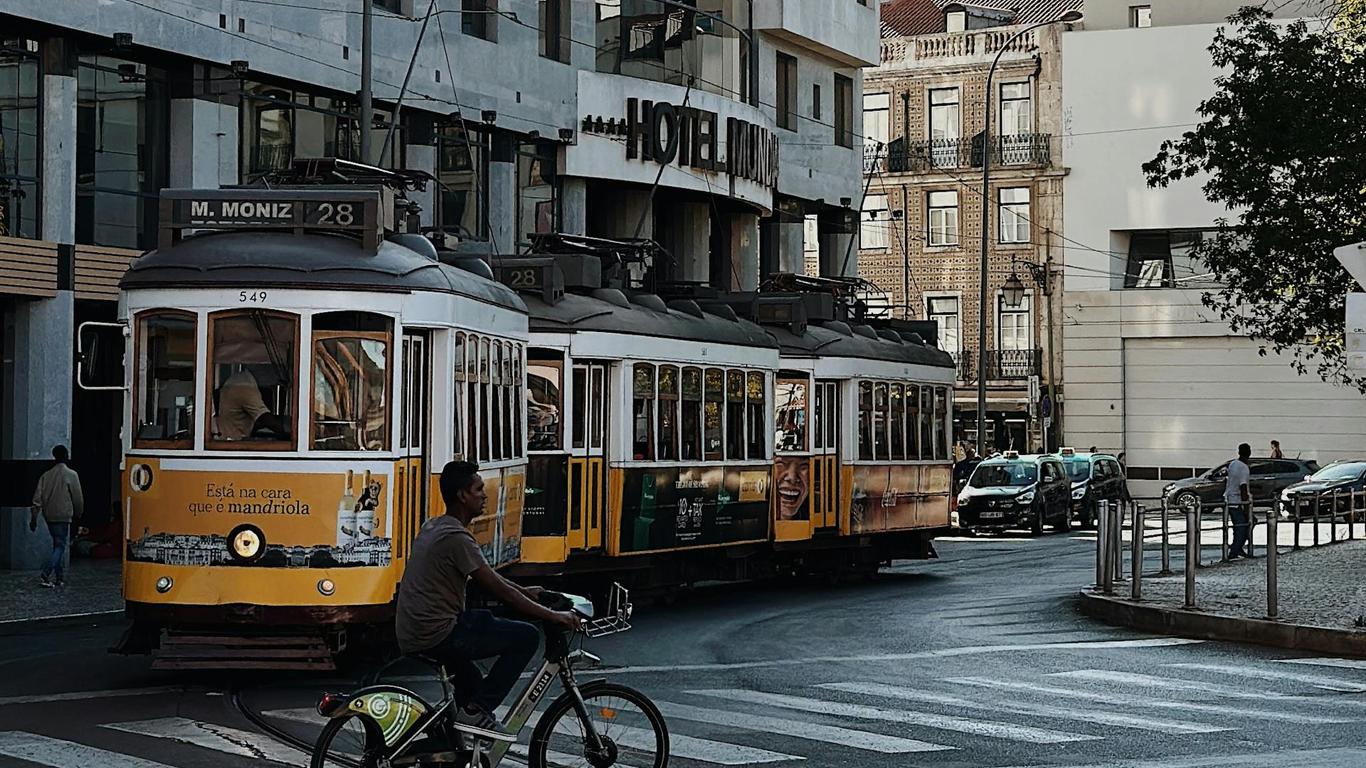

{"left": 993, "top": 746, "right": 1366, "bottom": 768}
{"left": 686, "top": 688, "right": 1097, "bottom": 744}
{"left": 609, "top": 723, "right": 799, "bottom": 765}
{"left": 1050, "top": 669, "right": 1297, "bottom": 700}
{"left": 0, "top": 732, "right": 174, "bottom": 768}
{"left": 102, "top": 717, "right": 308, "bottom": 765}
{"left": 822, "top": 682, "right": 1227, "bottom": 735}
{"left": 655, "top": 700, "right": 952, "bottom": 754}
{"left": 1166, "top": 662, "right": 1366, "bottom": 693}
{"left": 1279, "top": 657, "right": 1366, "bottom": 671}
{"left": 946, "top": 677, "right": 1357, "bottom": 724}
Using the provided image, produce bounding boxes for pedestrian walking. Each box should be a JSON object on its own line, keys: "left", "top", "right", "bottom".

{"left": 1226, "top": 442, "right": 1253, "bottom": 560}
{"left": 30, "top": 445, "right": 84, "bottom": 588}
{"left": 1270, "top": 440, "right": 1283, "bottom": 459}
{"left": 953, "top": 446, "right": 981, "bottom": 492}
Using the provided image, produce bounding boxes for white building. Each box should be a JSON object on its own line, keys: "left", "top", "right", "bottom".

{"left": 1061, "top": 0, "right": 1352, "bottom": 498}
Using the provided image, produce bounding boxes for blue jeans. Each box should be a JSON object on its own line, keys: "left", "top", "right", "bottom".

{"left": 1228, "top": 505, "right": 1250, "bottom": 557}
{"left": 425, "top": 609, "right": 541, "bottom": 713}
{"left": 42, "top": 522, "right": 70, "bottom": 582}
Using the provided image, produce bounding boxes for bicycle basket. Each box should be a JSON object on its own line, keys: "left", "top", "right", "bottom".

{"left": 584, "top": 583, "right": 633, "bottom": 638}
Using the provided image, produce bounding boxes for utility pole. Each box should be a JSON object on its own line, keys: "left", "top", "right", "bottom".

{"left": 359, "top": 0, "right": 374, "bottom": 165}
{"left": 1044, "top": 229, "right": 1060, "bottom": 453}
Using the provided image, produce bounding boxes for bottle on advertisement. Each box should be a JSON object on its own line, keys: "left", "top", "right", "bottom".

{"left": 337, "top": 470, "right": 357, "bottom": 548}
{"left": 357, "top": 469, "right": 376, "bottom": 540}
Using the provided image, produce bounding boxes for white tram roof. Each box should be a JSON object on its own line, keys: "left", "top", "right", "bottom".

{"left": 121, "top": 230, "right": 525, "bottom": 313}
{"left": 763, "top": 321, "right": 954, "bottom": 370}
{"left": 523, "top": 289, "right": 778, "bottom": 351}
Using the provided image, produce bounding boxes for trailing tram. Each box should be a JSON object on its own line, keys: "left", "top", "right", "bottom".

{"left": 99, "top": 169, "right": 954, "bottom": 668}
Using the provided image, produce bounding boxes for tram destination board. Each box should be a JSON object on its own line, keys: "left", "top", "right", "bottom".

{"left": 158, "top": 188, "right": 389, "bottom": 252}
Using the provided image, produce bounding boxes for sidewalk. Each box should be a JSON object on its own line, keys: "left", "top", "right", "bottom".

{"left": 0, "top": 558, "right": 124, "bottom": 627}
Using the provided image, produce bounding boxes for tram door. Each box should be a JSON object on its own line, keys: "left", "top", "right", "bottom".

{"left": 398, "top": 333, "right": 430, "bottom": 557}
{"left": 811, "top": 380, "right": 840, "bottom": 529}
{"left": 567, "top": 362, "right": 607, "bottom": 551}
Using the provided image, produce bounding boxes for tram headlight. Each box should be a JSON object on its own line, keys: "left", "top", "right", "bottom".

{"left": 227, "top": 524, "right": 265, "bottom": 563}
{"left": 318, "top": 578, "right": 336, "bottom": 597}
{"left": 155, "top": 576, "right": 173, "bottom": 593}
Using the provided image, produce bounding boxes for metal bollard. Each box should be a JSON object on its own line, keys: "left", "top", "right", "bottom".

{"left": 1314, "top": 492, "right": 1322, "bottom": 547}
{"left": 1131, "top": 502, "right": 1143, "bottom": 601}
{"left": 1221, "top": 503, "right": 1230, "bottom": 562}
{"left": 1160, "top": 497, "right": 1172, "bottom": 575}
{"left": 1294, "top": 497, "right": 1302, "bottom": 549}
{"left": 1267, "top": 507, "right": 1278, "bottom": 620}
{"left": 1112, "top": 501, "right": 1125, "bottom": 582}
{"left": 1333, "top": 488, "right": 1340, "bottom": 544}
{"left": 1100, "top": 500, "right": 1114, "bottom": 594}
{"left": 1249, "top": 502, "right": 1257, "bottom": 559}
{"left": 1185, "top": 504, "right": 1198, "bottom": 609}
{"left": 1095, "top": 498, "right": 1108, "bottom": 590}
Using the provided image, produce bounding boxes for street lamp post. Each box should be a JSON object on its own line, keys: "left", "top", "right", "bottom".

{"left": 974, "top": 8, "right": 1082, "bottom": 456}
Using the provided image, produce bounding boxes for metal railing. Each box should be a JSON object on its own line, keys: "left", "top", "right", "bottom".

{"left": 985, "top": 348, "right": 1041, "bottom": 380}
{"left": 1093, "top": 490, "right": 1364, "bottom": 620}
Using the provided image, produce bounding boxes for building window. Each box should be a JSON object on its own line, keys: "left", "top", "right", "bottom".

{"left": 776, "top": 53, "right": 798, "bottom": 131}
{"left": 1000, "top": 82, "right": 1031, "bottom": 136}
{"left": 803, "top": 215, "right": 820, "bottom": 276}
{"left": 946, "top": 9, "right": 967, "bottom": 33}
{"left": 1125, "top": 230, "right": 1221, "bottom": 288}
{"left": 436, "top": 120, "right": 487, "bottom": 238}
{"left": 540, "top": 0, "right": 570, "bottom": 62}
{"left": 375, "top": 0, "right": 406, "bottom": 12}
{"left": 927, "top": 296, "right": 960, "bottom": 355}
{"left": 76, "top": 56, "right": 170, "bottom": 250}
{"left": 999, "top": 187, "right": 1030, "bottom": 244}
{"left": 928, "top": 87, "right": 960, "bottom": 167}
{"left": 594, "top": 0, "right": 751, "bottom": 104}
{"left": 927, "top": 190, "right": 959, "bottom": 246}
{"left": 998, "top": 293, "right": 1032, "bottom": 351}
{"left": 863, "top": 92, "right": 889, "bottom": 150}
{"left": 812, "top": 83, "right": 821, "bottom": 120}
{"left": 516, "top": 141, "right": 557, "bottom": 246}
{"left": 463, "top": 0, "right": 496, "bottom": 40}
{"left": 239, "top": 83, "right": 390, "bottom": 178}
{"left": 834, "top": 74, "right": 854, "bottom": 148}
{"left": 1130, "top": 5, "right": 1152, "bottom": 28}
{"left": 0, "top": 40, "right": 40, "bottom": 239}
{"left": 860, "top": 193, "right": 889, "bottom": 250}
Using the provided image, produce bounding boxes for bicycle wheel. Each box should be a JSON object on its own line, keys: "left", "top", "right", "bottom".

{"left": 311, "top": 713, "right": 385, "bottom": 768}
{"left": 528, "top": 681, "right": 669, "bottom": 768}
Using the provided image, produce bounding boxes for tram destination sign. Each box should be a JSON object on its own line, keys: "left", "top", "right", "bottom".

{"left": 158, "top": 188, "right": 391, "bottom": 253}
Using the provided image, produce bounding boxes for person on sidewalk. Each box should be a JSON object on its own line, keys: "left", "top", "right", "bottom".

{"left": 30, "top": 445, "right": 84, "bottom": 588}
{"left": 1270, "top": 440, "right": 1284, "bottom": 459}
{"left": 953, "top": 446, "right": 981, "bottom": 492}
{"left": 1226, "top": 442, "right": 1254, "bottom": 560}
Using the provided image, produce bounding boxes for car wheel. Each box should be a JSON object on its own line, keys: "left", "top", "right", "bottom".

{"left": 1030, "top": 504, "right": 1045, "bottom": 536}
{"left": 1174, "top": 491, "right": 1200, "bottom": 514}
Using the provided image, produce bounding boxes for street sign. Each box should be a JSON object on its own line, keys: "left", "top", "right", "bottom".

{"left": 1027, "top": 375, "right": 1040, "bottom": 418}
{"left": 1348, "top": 293, "right": 1366, "bottom": 371}
{"left": 1041, "top": 393, "right": 1052, "bottom": 418}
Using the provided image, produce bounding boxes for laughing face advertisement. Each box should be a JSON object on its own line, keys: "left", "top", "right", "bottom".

{"left": 619, "top": 465, "right": 770, "bottom": 552}
{"left": 773, "top": 456, "right": 811, "bottom": 521}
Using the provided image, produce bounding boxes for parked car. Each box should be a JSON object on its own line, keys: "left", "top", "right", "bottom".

{"left": 1059, "top": 448, "right": 1129, "bottom": 528}
{"left": 957, "top": 452, "right": 1072, "bottom": 534}
{"left": 1279, "top": 461, "right": 1366, "bottom": 519}
{"left": 1163, "top": 457, "right": 1319, "bottom": 511}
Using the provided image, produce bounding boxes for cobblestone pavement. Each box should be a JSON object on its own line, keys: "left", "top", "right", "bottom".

{"left": 0, "top": 558, "right": 122, "bottom": 624}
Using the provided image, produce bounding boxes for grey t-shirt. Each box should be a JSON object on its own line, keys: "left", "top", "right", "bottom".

{"left": 395, "top": 515, "right": 488, "bottom": 653}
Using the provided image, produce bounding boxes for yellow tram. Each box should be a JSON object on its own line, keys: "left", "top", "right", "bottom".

{"left": 113, "top": 181, "right": 529, "bottom": 667}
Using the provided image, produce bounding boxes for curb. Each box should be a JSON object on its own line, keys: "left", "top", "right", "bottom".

{"left": 1077, "top": 590, "right": 1366, "bottom": 657}
{"left": 0, "top": 610, "right": 125, "bottom": 636}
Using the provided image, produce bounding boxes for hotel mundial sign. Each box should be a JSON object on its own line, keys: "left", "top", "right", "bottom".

{"left": 580, "top": 98, "right": 779, "bottom": 190}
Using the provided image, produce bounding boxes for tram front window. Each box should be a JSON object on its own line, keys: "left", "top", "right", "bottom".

{"left": 208, "top": 311, "right": 297, "bottom": 447}
{"left": 310, "top": 311, "right": 391, "bottom": 451}
{"left": 135, "top": 311, "right": 197, "bottom": 446}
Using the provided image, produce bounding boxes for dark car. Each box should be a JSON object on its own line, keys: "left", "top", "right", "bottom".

{"left": 1278, "top": 461, "right": 1366, "bottom": 519}
{"left": 1163, "top": 457, "right": 1319, "bottom": 511}
{"left": 957, "top": 453, "right": 1072, "bottom": 534}
{"left": 1059, "top": 449, "right": 1129, "bottom": 528}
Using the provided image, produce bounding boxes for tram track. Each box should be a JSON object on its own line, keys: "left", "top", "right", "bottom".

{"left": 230, "top": 683, "right": 357, "bottom": 768}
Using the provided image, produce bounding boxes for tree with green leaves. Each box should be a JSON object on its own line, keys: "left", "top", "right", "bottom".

{"left": 1143, "top": 4, "right": 1366, "bottom": 389}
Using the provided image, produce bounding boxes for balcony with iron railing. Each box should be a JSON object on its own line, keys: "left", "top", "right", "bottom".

{"left": 879, "top": 25, "right": 1039, "bottom": 70}
{"left": 951, "top": 348, "right": 1042, "bottom": 383}
{"left": 864, "top": 134, "right": 1052, "bottom": 174}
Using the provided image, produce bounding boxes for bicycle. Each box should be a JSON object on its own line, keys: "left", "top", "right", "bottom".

{"left": 309, "top": 584, "right": 668, "bottom": 768}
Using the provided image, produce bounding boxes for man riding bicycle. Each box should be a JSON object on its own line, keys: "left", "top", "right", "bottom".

{"left": 396, "top": 461, "right": 580, "bottom": 739}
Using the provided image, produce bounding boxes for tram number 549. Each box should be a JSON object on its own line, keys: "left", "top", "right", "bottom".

{"left": 239, "top": 291, "right": 269, "bottom": 304}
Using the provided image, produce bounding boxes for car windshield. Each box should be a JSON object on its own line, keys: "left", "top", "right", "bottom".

{"left": 970, "top": 463, "right": 1037, "bottom": 488}
{"left": 1311, "top": 463, "right": 1366, "bottom": 482}
{"left": 1064, "top": 461, "right": 1090, "bottom": 481}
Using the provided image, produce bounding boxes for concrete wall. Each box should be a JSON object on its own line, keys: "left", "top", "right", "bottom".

{"left": 753, "top": 0, "right": 882, "bottom": 66}
{"left": 1079, "top": 0, "right": 1319, "bottom": 30}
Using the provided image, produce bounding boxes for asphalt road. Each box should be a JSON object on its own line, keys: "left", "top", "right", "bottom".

{"left": 5, "top": 530, "right": 1366, "bottom": 768}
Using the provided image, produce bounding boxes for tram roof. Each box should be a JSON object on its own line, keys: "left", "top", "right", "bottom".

{"left": 763, "top": 322, "right": 955, "bottom": 369}
{"left": 523, "top": 290, "right": 778, "bottom": 350}
{"left": 121, "top": 230, "right": 526, "bottom": 312}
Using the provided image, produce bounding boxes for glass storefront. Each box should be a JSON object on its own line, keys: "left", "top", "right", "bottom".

{"left": 0, "top": 39, "right": 39, "bottom": 239}
{"left": 595, "top": 0, "right": 751, "bottom": 103}
{"left": 517, "top": 141, "right": 557, "bottom": 246}
{"left": 436, "top": 120, "right": 488, "bottom": 239}
{"left": 240, "top": 81, "right": 398, "bottom": 179}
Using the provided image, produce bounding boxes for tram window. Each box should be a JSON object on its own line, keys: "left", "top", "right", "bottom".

{"left": 657, "top": 365, "right": 679, "bottom": 461}
{"left": 207, "top": 310, "right": 297, "bottom": 448}
{"left": 453, "top": 333, "right": 466, "bottom": 459}
{"left": 632, "top": 363, "right": 656, "bottom": 461}
{"left": 823, "top": 382, "right": 838, "bottom": 451}
{"left": 920, "top": 386, "right": 934, "bottom": 459}
{"left": 480, "top": 337, "right": 492, "bottom": 461}
{"left": 857, "top": 382, "right": 873, "bottom": 460}
{"left": 528, "top": 350, "right": 563, "bottom": 451}
{"left": 811, "top": 382, "right": 823, "bottom": 452}
{"left": 775, "top": 378, "right": 806, "bottom": 453}
{"left": 905, "top": 384, "right": 920, "bottom": 460}
{"left": 681, "top": 366, "right": 703, "bottom": 461}
{"left": 407, "top": 335, "right": 426, "bottom": 450}
{"left": 935, "top": 386, "right": 950, "bottom": 460}
{"left": 873, "top": 383, "right": 889, "bottom": 460}
{"left": 466, "top": 335, "right": 479, "bottom": 461}
{"left": 135, "top": 311, "right": 197, "bottom": 447}
{"left": 704, "top": 368, "right": 724, "bottom": 461}
{"left": 310, "top": 311, "right": 392, "bottom": 451}
{"left": 512, "top": 346, "right": 524, "bottom": 458}
{"left": 725, "top": 370, "right": 745, "bottom": 460}
{"left": 571, "top": 366, "right": 587, "bottom": 450}
{"left": 890, "top": 384, "right": 905, "bottom": 460}
{"left": 491, "top": 342, "right": 504, "bottom": 461}
{"left": 746, "top": 372, "right": 766, "bottom": 460}
{"left": 590, "top": 367, "right": 606, "bottom": 450}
